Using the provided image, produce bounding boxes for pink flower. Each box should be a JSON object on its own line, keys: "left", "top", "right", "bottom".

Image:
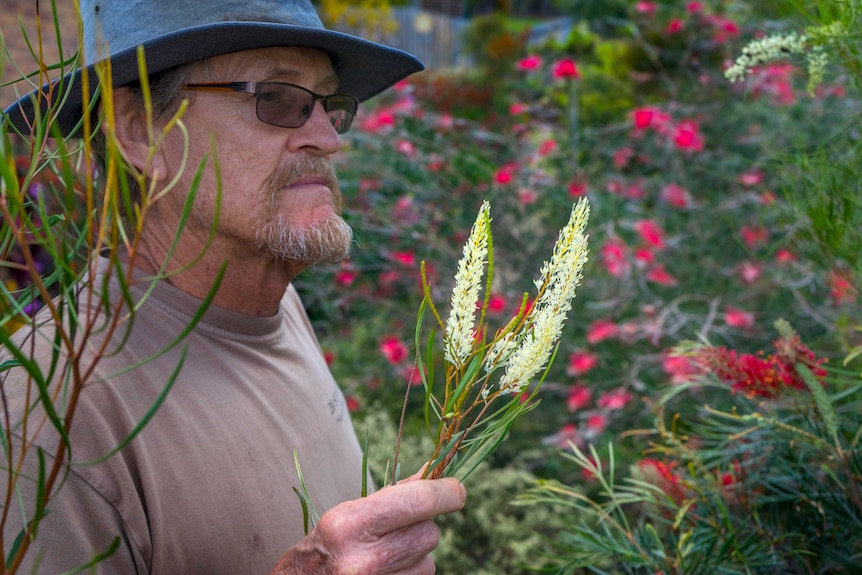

{"left": 686, "top": 1, "right": 704, "bottom": 13}
{"left": 553, "top": 58, "right": 580, "bottom": 79}
{"left": 660, "top": 182, "right": 692, "bottom": 208}
{"left": 334, "top": 263, "right": 359, "bottom": 287}
{"left": 494, "top": 163, "right": 517, "bottom": 184}
{"left": 738, "top": 261, "right": 763, "bottom": 285}
{"left": 601, "top": 237, "right": 630, "bottom": 277}
{"left": 568, "top": 180, "right": 588, "bottom": 197}
{"left": 673, "top": 120, "right": 705, "bottom": 152}
{"left": 587, "top": 319, "right": 619, "bottom": 344}
{"left": 829, "top": 269, "right": 856, "bottom": 304}
{"left": 517, "top": 55, "right": 542, "bottom": 71}
{"left": 775, "top": 249, "right": 797, "bottom": 264}
{"left": 567, "top": 384, "right": 592, "bottom": 412}
{"left": 346, "top": 395, "right": 361, "bottom": 412}
{"left": 724, "top": 307, "right": 755, "bottom": 329}
{"left": 391, "top": 251, "right": 416, "bottom": 266}
{"left": 597, "top": 387, "right": 633, "bottom": 410}
{"left": 359, "top": 109, "right": 396, "bottom": 133}
{"left": 486, "top": 293, "right": 506, "bottom": 315}
{"left": 740, "top": 225, "right": 768, "bottom": 250}
{"left": 738, "top": 169, "right": 765, "bottom": 187}
{"left": 632, "top": 106, "right": 671, "bottom": 131}
{"left": 324, "top": 351, "right": 335, "bottom": 366}
{"left": 666, "top": 18, "right": 684, "bottom": 34}
{"left": 395, "top": 139, "right": 417, "bottom": 156}
{"left": 567, "top": 350, "right": 599, "bottom": 376}
{"left": 380, "top": 336, "right": 409, "bottom": 364}
{"left": 538, "top": 139, "right": 558, "bottom": 155}
{"left": 662, "top": 353, "right": 701, "bottom": 384}
{"left": 586, "top": 413, "right": 608, "bottom": 434}
{"left": 635, "top": 1, "right": 657, "bottom": 15}
{"left": 518, "top": 187, "right": 538, "bottom": 205}
{"left": 633, "top": 220, "right": 666, "bottom": 249}
{"left": 509, "top": 102, "right": 528, "bottom": 115}
{"left": 613, "top": 147, "right": 634, "bottom": 168}
{"left": 634, "top": 249, "right": 655, "bottom": 266}
{"left": 646, "top": 264, "right": 677, "bottom": 286}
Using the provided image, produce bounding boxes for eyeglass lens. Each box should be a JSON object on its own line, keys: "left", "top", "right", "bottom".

{"left": 254, "top": 83, "right": 356, "bottom": 134}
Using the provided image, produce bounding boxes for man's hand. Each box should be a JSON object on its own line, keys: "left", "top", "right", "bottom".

{"left": 272, "top": 477, "right": 466, "bottom": 574}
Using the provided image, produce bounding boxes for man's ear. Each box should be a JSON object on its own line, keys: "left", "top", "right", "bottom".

{"left": 109, "top": 86, "right": 168, "bottom": 180}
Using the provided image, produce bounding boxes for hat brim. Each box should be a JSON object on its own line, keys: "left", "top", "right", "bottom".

{"left": 3, "top": 21, "right": 424, "bottom": 138}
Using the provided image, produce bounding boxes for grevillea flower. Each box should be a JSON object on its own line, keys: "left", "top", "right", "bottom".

{"left": 695, "top": 332, "right": 827, "bottom": 398}
{"left": 566, "top": 349, "right": 598, "bottom": 376}
{"left": 444, "top": 201, "right": 491, "bottom": 368}
{"left": 380, "top": 336, "right": 409, "bottom": 364}
{"left": 517, "top": 55, "right": 542, "bottom": 71}
{"left": 724, "top": 307, "right": 755, "bottom": 328}
{"left": 493, "top": 198, "right": 591, "bottom": 393}
{"left": 553, "top": 58, "right": 580, "bottom": 79}
{"left": 567, "top": 384, "right": 592, "bottom": 412}
{"left": 586, "top": 319, "right": 619, "bottom": 344}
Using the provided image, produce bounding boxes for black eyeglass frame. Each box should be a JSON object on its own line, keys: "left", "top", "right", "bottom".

{"left": 183, "top": 81, "right": 359, "bottom": 134}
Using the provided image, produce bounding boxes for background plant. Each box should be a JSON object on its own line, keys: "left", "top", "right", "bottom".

{"left": 0, "top": 4, "right": 214, "bottom": 571}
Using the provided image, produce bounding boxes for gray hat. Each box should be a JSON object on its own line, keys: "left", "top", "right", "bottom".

{"left": 3, "top": 0, "right": 423, "bottom": 137}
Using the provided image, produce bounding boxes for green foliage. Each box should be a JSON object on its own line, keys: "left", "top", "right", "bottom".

{"left": 520, "top": 328, "right": 862, "bottom": 573}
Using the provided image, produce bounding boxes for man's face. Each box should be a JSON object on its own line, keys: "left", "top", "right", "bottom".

{"left": 158, "top": 46, "right": 352, "bottom": 269}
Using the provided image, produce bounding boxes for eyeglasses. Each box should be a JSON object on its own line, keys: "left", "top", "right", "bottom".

{"left": 183, "top": 81, "right": 358, "bottom": 134}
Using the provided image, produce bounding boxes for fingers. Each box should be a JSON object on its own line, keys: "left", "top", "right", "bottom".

{"left": 276, "top": 478, "right": 465, "bottom": 574}
{"left": 364, "top": 478, "right": 466, "bottom": 534}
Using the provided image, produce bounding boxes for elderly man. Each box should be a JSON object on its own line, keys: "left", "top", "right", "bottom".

{"left": 1, "top": 0, "right": 465, "bottom": 573}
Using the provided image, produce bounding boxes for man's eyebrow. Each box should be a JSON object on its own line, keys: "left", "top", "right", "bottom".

{"left": 255, "top": 63, "right": 340, "bottom": 91}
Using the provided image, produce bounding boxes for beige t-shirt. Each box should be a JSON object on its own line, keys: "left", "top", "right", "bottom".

{"left": 1, "top": 265, "right": 364, "bottom": 573}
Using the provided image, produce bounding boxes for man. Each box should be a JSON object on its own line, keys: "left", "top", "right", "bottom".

{"left": 1, "top": 0, "right": 466, "bottom": 573}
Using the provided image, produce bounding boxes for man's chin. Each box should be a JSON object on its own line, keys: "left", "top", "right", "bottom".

{"left": 258, "top": 216, "right": 353, "bottom": 266}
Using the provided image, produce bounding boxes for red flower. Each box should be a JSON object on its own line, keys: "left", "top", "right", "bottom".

{"left": 635, "top": 1, "right": 657, "bottom": 15}
{"left": 738, "top": 261, "right": 763, "bottom": 285}
{"left": 740, "top": 225, "right": 768, "bottom": 250}
{"left": 538, "top": 139, "right": 558, "bottom": 156}
{"left": 568, "top": 179, "right": 588, "bottom": 197}
{"left": 345, "top": 395, "right": 361, "bottom": 412}
{"left": 586, "top": 413, "right": 607, "bottom": 434}
{"left": 486, "top": 293, "right": 506, "bottom": 315}
{"left": 395, "top": 139, "right": 417, "bottom": 157}
{"left": 738, "top": 169, "right": 765, "bottom": 187}
{"left": 587, "top": 319, "right": 619, "bottom": 344}
{"left": 553, "top": 58, "right": 580, "bottom": 79}
{"left": 724, "top": 307, "right": 755, "bottom": 329}
{"left": 829, "top": 268, "right": 856, "bottom": 304}
{"left": 775, "top": 248, "right": 797, "bottom": 264}
{"left": 660, "top": 182, "right": 692, "bottom": 208}
{"left": 597, "top": 387, "right": 632, "bottom": 410}
{"left": 662, "top": 353, "right": 702, "bottom": 384}
{"left": 517, "top": 55, "right": 542, "bottom": 71}
{"left": 567, "top": 384, "right": 592, "bottom": 412}
{"left": 633, "top": 219, "right": 665, "bottom": 249}
{"left": 613, "top": 147, "right": 634, "bottom": 168}
{"left": 666, "top": 18, "right": 684, "bottom": 34}
{"left": 601, "top": 237, "right": 630, "bottom": 277}
{"left": 632, "top": 106, "right": 671, "bottom": 131}
{"left": 646, "top": 264, "right": 677, "bottom": 286}
{"left": 639, "top": 458, "right": 687, "bottom": 504}
{"left": 673, "top": 120, "right": 705, "bottom": 152}
{"left": 494, "top": 162, "right": 518, "bottom": 184}
{"left": 567, "top": 350, "right": 599, "bottom": 376}
{"left": 391, "top": 251, "right": 416, "bottom": 266}
{"left": 380, "top": 336, "right": 409, "bottom": 364}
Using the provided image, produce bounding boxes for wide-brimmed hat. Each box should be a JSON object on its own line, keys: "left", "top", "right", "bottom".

{"left": 2, "top": 0, "right": 423, "bottom": 138}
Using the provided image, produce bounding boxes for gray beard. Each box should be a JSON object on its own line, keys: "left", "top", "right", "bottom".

{"left": 257, "top": 214, "right": 353, "bottom": 265}
{"left": 255, "top": 156, "right": 353, "bottom": 266}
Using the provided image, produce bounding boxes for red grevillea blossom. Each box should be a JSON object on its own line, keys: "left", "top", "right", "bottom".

{"left": 662, "top": 353, "right": 702, "bottom": 384}
{"left": 567, "top": 384, "right": 592, "bottom": 412}
{"left": 380, "top": 336, "right": 409, "bottom": 364}
{"left": 828, "top": 269, "right": 857, "bottom": 304}
{"left": 639, "top": 458, "right": 687, "bottom": 504}
{"left": 673, "top": 120, "right": 705, "bottom": 152}
{"left": 568, "top": 180, "right": 588, "bottom": 197}
{"left": 567, "top": 350, "right": 599, "bottom": 376}
{"left": 517, "top": 55, "right": 542, "bottom": 71}
{"left": 646, "top": 264, "right": 677, "bottom": 286}
{"left": 740, "top": 225, "right": 769, "bottom": 250}
{"left": 597, "top": 387, "right": 633, "bottom": 410}
{"left": 724, "top": 307, "right": 755, "bottom": 329}
{"left": 586, "top": 319, "right": 619, "bottom": 344}
{"left": 553, "top": 58, "right": 580, "bottom": 79}
{"left": 632, "top": 106, "right": 672, "bottom": 131}
{"left": 600, "top": 237, "right": 630, "bottom": 277}
{"left": 660, "top": 182, "right": 692, "bottom": 208}
{"left": 391, "top": 251, "right": 416, "bottom": 266}
{"left": 633, "top": 219, "right": 666, "bottom": 249}
{"left": 635, "top": 1, "right": 657, "bottom": 15}
{"left": 695, "top": 333, "right": 828, "bottom": 398}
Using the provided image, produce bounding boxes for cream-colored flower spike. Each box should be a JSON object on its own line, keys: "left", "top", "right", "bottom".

{"left": 498, "top": 197, "right": 590, "bottom": 394}
{"left": 444, "top": 201, "right": 491, "bottom": 368}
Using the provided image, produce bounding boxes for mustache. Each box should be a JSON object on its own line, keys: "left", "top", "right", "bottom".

{"left": 265, "top": 156, "right": 340, "bottom": 196}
